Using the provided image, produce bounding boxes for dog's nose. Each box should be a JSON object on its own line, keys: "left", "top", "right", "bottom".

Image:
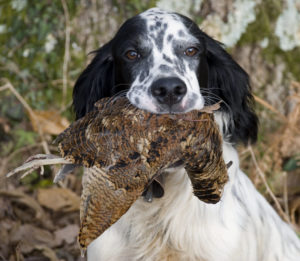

{"left": 151, "top": 77, "right": 187, "bottom": 106}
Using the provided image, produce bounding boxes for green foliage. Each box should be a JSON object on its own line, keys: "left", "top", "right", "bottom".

{"left": 112, "top": 0, "right": 156, "bottom": 18}
{"left": 13, "top": 129, "right": 37, "bottom": 149}
{"left": 283, "top": 156, "right": 300, "bottom": 172}
{"left": 269, "top": 48, "right": 300, "bottom": 82}
{"left": 238, "top": 0, "right": 282, "bottom": 45}
{"left": 0, "top": 0, "right": 80, "bottom": 110}
{"left": 20, "top": 169, "right": 54, "bottom": 188}
{"left": 237, "top": 0, "right": 300, "bottom": 81}
{"left": 20, "top": 170, "right": 39, "bottom": 186}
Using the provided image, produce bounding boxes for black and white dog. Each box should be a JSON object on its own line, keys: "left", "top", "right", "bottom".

{"left": 73, "top": 8, "right": 300, "bottom": 261}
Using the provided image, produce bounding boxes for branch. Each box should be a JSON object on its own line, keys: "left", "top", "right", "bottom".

{"left": 248, "top": 145, "right": 290, "bottom": 223}
{"left": 0, "top": 80, "right": 34, "bottom": 115}
{"left": 282, "top": 171, "right": 290, "bottom": 222}
{"left": 61, "top": 0, "right": 71, "bottom": 110}
{"left": 0, "top": 79, "right": 50, "bottom": 154}
{"left": 253, "top": 95, "right": 286, "bottom": 121}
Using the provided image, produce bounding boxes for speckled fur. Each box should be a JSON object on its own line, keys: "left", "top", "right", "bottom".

{"left": 126, "top": 9, "right": 204, "bottom": 114}
{"left": 71, "top": 8, "right": 300, "bottom": 261}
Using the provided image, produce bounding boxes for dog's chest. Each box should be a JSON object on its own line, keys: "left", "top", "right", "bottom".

{"left": 115, "top": 168, "right": 208, "bottom": 261}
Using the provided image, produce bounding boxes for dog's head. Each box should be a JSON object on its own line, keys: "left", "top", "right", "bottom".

{"left": 113, "top": 9, "right": 207, "bottom": 114}
{"left": 73, "top": 8, "right": 258, "bottom": 145}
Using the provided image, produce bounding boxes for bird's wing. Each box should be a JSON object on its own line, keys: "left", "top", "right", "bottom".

{"left": 182, "top": 113, "right": 229, "bottom": 204}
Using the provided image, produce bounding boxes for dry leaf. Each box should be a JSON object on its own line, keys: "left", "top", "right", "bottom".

{"left": 0, "top": 219, "right": 15, "bottom": 258}
{"left": 0, "top": 117, "right": 11, "bottom": 132}
{"left": 199, "top": 101, "right": 221, "bottom": 113}
{"left": 290, "top": 197, "right": 300, "bottom": 226}
{"left": 10, "top": 224, "right": 54, "bottom": 254}
{"left": 29, "top": 110, "right": 70, "bottom": 135}
{"left": 0, "top": 190, "right": 46, "bottom": 220}
{"left": 54, "top": 224, "right": 79, "bottom": 245}
{"left": 37, "top": 187, "right": 80, "bottom": 212}
{"left": 35, "top": 245, "right": 59, "bottom": 261}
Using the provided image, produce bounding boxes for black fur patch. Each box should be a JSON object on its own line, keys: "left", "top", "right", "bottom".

{"left": 178, "top": 30, "right": 185, "bottom": 37}
{"left": 134, "top": 97, "right": 140, "bottom": 105}
{"left": 73, "top": 9, "right": 258, "bottom": 145}
{"left": 159, "top": 64, "right": 171, "bottom": 73}
{"left": 167, "top": 34, "right": 173, "bottom": 42}
{"left": 162, "top": 54, "right": 172, "bottom": 63}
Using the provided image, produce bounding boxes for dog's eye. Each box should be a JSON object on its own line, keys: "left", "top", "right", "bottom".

{"left": 184, "top": 47, "right": 198, "bottom": 57}
{"left": 126, "top": 50, "right": 140, "bottom": 60}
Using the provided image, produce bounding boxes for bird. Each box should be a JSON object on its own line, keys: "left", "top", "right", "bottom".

{"left": 54, "top": 96, "right": 229, "bottom": 250}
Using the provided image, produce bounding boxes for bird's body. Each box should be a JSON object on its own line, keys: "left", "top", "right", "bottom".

{"left": 55, "top": 97, "right": 228, "bottom": 250}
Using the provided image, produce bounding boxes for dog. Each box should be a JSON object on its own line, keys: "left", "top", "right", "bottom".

{"left": 72, "top": 8, "right": 300, "bottom": 261}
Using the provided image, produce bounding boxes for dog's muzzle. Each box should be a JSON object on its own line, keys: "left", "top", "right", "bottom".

{"left": 151, "top": 77, "right": 187, "bottom": 108}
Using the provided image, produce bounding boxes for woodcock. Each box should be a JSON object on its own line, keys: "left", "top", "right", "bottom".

{"left": 54, "top": 97, "right": 230, "bottom": 250}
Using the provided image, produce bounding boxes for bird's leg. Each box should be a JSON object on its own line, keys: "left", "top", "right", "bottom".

{"left": 6, "top": 154, "right": 71, "bottom": 179}
{"left": 53, "top": 164, "right": 78, "bottom": 183}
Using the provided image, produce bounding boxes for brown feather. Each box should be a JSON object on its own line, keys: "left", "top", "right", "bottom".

{"left": 56, "top": 97, "right": 228, "bottom": 250}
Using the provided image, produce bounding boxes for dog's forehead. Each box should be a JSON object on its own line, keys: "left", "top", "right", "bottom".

{"left": 140, "top": 8, "right": 181, "bottom": 25}
{"left": 139, "top": 8, "right": 197, "bottom": 44}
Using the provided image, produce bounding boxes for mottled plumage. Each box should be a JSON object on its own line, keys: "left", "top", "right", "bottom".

{"left": 55, "top": 97, "right": 228, "bottom": 250}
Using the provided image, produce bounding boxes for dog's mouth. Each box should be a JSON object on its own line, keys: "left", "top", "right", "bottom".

{"left": 142, "top": 160, "right": 184, "bottom": 202}
{"left": 142, "top": 175, "right": 165, "bottom": 202}
{"left": 154, "top": 103, "right": 193, "bottom": 114}
{"left": 149, "top": 93, "right": 205, "bottom": 115}
{"left": 141, "top": 99, "right": 201, "bottom": 115}
{"left": 126, "top": 86, "right": 204, "bottom": 114}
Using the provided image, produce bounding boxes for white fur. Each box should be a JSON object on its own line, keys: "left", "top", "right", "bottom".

{"left": 127, "top": 8, "right": 205, "bottom": 114}
{"left": 87, "top": 138, "right": 300, "bottom": 261}
{"left": 86, "top": 8, "right": 300, "bottom": 261}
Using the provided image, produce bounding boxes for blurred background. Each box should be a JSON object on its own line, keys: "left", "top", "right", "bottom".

{"left": 0, "top": 0, "right": 300, "bottom": 260}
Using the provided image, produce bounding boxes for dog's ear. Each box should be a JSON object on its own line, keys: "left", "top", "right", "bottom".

{"left": 199, "top": 33, "right": 258, "bottom": 145}
{"left": 73, "top": 42, "right": 114, "bottom": 119}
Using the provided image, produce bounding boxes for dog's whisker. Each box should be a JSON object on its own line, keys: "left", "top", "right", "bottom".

{"left": 104, "top": 90, "right": 129, "bottom": 106}
{"left": 202, "top": 95, "right": 232, "bottom": 114}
